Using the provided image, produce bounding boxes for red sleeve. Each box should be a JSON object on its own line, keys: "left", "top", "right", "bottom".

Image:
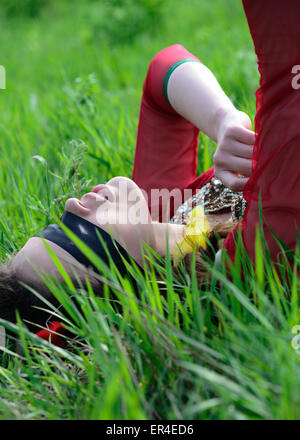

{"left": 186, "top": 166, "right": 215, "bottom": 194}
{"left": 224, "top": 0, "right": 300, "bottom": 272}
{"left": 143, "top": 44, "right": 201, "bottom": 114}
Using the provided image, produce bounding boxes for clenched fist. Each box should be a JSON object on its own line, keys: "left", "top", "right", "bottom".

{"left": 213, "top": 110, "right": 255, "bottom": 192}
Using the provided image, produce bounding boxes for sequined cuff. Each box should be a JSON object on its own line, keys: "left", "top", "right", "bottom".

{"left": 231, "top": 196, "right": 248, "bottom": 222}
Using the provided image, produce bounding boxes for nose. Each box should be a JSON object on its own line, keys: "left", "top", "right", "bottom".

{"left": 92, "top": 184, "right": 107, "bottom": 193}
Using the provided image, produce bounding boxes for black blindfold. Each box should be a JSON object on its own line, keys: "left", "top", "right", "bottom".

{"left": 34, "top": 211, "right": 139, "bottom": 278}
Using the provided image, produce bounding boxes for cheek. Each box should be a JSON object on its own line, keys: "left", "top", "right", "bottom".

{"left": 92, "top": 197, "right": 151, "bottom": 228}
{"left": 93, "top": 202, "right": 118, "bottom": 226}
{"left": 126, "top": 196, "right": 152, "bottom": 225}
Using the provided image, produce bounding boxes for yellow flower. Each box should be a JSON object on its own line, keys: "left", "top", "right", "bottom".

{"left": 173, "top": 205, "right": 211, "bottom": 266}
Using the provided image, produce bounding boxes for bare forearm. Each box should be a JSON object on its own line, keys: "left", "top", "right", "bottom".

{"left": 167, "top": 61, "right": 236, "bottom": 142}
{"left": 167, "top": 59, "right": 255, "bottom": 192}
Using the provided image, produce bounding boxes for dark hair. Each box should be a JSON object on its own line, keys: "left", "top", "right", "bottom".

{"left": 0, "top": 254, "right": 128, "bottom": 333}
{"left": 0, "top": 216, "right": 239, "bottom": 334}
{"left": 0, "top": 260, "right": 60, "bottom": 332}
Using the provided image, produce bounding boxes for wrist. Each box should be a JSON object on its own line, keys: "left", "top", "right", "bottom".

{"left": 214, "top": 106, "right": 238, "bottom": 142}
{"left": 216, "top": 108, "right": 252, "bottom": 143}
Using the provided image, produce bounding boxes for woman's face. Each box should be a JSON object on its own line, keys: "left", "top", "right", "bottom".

{"left": 65, "top": 176, "right": 155, "bottom": 266}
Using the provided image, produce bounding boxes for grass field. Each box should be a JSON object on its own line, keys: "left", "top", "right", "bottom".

{"left": 0, "top": 0, "right": 299, "bottom": 420}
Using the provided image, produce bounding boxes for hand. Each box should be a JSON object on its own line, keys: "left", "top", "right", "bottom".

{"left": 213, "top": 109, "right": 255, "bottom": 192}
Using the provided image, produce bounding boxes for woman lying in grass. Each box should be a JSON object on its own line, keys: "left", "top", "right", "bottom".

{"left": 0, "top": 44, "right": 255, "bottom": 333}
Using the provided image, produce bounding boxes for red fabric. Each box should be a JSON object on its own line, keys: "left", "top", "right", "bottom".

{"left": 132, "top": 44, "right": 211, "bottom": 221}
{"left": 36, "top": 47, "right": 213, "bottom": 346}
{"left": 34, "top": 47, "right": 215, "bottom": 345}
{"left": 187, "top": 166, "right": 215, "bottom": 193}
{"left": 35, "top": 321, "right": 67, "bottom": 348}
{"left": 224, "top": 0, "right": 300, "bottom": 272}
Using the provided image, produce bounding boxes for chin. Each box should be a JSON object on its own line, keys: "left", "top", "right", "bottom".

{"left": 65, "top": 198, "right": 90, "bottom": 217}
{"left": 65, "top": 197, "right": 78, "bottom": 213}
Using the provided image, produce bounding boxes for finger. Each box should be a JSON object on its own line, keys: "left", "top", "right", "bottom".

{"left": 216, "top": 170, "right": 249, "bottom": 192}
{"left": 235, "top": 126, "right": 256, "bottom": 145}
{"left": 225, "top": 156, "right": 253, "bottom": 176}
{"left": 214, "top": 152, "right": 253, "bottom": 176}
{"left": 228, "top": 141, "right": 254, "bottom": 159}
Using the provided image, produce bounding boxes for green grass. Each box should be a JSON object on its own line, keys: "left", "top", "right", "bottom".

{"left": 0, "top": 0, "right": 299, "bottom": 420}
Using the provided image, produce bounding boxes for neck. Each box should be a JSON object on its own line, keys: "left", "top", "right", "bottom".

{"left": 152, "top": 222, "right": 186, "bottom": 258}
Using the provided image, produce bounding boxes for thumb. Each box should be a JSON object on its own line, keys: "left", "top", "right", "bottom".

{"left": 238, "top": 110, "right": 253, "bottom": 131}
